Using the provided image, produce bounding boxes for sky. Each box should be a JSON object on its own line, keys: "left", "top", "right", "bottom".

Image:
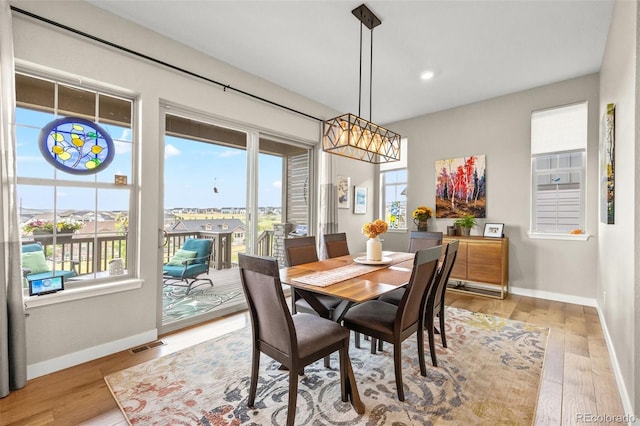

{"left": 16, "top": 108, "right": 284, "bottom": 212}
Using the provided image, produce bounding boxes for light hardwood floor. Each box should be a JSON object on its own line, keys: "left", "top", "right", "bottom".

{"left": 0, "top": 292, "right": 626, "bottom": 425}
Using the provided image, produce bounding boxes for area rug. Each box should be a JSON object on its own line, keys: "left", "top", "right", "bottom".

{"left": 106, "top": 307, "right": 548, "bottom": 425}
{"left": 162, "top": 283, "right": 244, "bottom": 323}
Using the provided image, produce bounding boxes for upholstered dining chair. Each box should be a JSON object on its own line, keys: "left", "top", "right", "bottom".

{"left": 424, "top": 240, "right": 459, "bottom": 367}
{"left": 284, "top": 236, "right": 342, "bottom": 319}
{"left": 238, "top": 253, "right": 350, "bottom": 426}
{"left": 408, "top": 231, "right": 443, "bottom": 253}
{"left": 373, "top": 231, "right": 444, "bottom": 311}
{"left": 323, "top": 232, "right": 350, "bottom": 259}
{"left": 342, "top": 246, "right": 441, "bottom": 401}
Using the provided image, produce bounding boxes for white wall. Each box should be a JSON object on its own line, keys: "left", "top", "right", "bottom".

{"left": 11, "top": 0, "right": 338, "bottom": 376}
{"left": 598, "top": 0, "right": 638, "bottom": 415}
{"left": 334, "top": 156, "right": 375, "bottom": 254}
{"left": 386, "top": 74, "right": 600, "bottom": 302}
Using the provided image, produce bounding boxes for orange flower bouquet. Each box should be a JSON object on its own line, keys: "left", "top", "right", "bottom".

{"left": 362, "top": 219, "right": 388, "bottom": 239}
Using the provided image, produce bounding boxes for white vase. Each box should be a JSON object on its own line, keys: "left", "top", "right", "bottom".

{"left": 366, "top": 237, "right": 382, "bottom": 261}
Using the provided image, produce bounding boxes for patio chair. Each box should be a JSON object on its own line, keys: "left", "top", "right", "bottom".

{"left": 21, "top": 242, "right": 78, "bottom": 282}
{"left": 163, "top": 238, "right": 214, "bottom": 294}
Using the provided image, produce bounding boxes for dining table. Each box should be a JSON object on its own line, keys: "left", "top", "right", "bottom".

{"left": 278, "top": 250, "right": 416, "bottom": 414}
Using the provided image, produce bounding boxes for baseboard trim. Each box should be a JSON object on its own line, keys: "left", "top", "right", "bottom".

{"left": 27, "top": 328, "right": 158, "bottom": 380}
{"left": 512, "top": 287, "right": 635, "bottom": 420}
{"left": 596, "top": 305, "right": 636, "bottom": 422}
{"left": 510, "top": 286, "right": 597, "bottom": 307}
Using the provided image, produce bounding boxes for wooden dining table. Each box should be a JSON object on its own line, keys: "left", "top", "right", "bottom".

{"left": 278, "top": 250, "right": 416, "bottom": 414}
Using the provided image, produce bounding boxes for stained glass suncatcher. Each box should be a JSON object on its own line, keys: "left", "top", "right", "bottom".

{"left": 38, "top": 117, "right": 115, "bottom": 175}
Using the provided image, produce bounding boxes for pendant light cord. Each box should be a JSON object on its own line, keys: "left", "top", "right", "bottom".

{"left": 370, "top": 29, "right": 373, "bottom": 121}
{"left": 358, "top": 22, "right": 363, "bottom": 118}
{"left": 356, "top": 18, "right": 374, "bottom": 121}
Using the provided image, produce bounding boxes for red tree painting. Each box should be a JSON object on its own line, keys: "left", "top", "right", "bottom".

{"left": 435, "top": 155, "right": 486, "bottom": 218}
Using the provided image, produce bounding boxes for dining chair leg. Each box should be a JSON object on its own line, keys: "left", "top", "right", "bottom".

{"left": 417, "top": 327, "right": 427, "bottom": 376}
{"left": 339, "top": 345, "right": 348, "bottom": 402}
{"left": 439, "top": 311, "right": 447, "bottom": 348}
{"left": 370, "top": 337, "right": 377, "bottom": 354}
{"left": 286, "top": 369, "right": 298, "bottom": 426}
{"left": 324, "top": 355, "right": 331, "bottom": 368}
{"left": 248, "top": 347, "right": 260, "bottom": 407}
{"left": 378, "top": 339, "right": 383, "bottom": 352}
{"left": 355, "top": 332, "right": 361, "bottom": 349}
{"left": 393, "top": 343, "right": 405, "bottom": 401}
{"left": 426, "top": 314, "right": 438, "bottom": 367}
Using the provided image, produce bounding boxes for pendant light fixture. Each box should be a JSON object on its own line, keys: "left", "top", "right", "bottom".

{"left": 322, "top": 3, "right": 401, "bottom": 164}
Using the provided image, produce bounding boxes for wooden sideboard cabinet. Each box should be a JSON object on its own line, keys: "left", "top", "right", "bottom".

{"left": 442, "top": 236, "right": 509, "bottom": 299}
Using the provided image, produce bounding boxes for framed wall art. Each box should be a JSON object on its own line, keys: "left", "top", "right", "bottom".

{"left": 600, "top": 103, "right": 615, "bottom": 224}
{"left": 354, "top": 186, "right": 367, "bottom": 214}
{"left": 337, "top": 176, "right": 350, "bottom": 209}
{"left": 483, "top": 223, "right": 504, "bottom": 238}
{"left": 435, "top": 154, "right": 486, "bottom": 218}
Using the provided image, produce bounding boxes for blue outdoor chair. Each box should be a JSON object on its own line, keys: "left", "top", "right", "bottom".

{"left": 21, "top": 243, "right": 78, "bottom": 282}
{"left": 163, "top": 238, "right": 214, "bottom": 294}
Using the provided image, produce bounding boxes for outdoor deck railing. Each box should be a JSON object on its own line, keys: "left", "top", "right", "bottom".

{"left": 23, "top": 229, "right": 275, "bottom": 277}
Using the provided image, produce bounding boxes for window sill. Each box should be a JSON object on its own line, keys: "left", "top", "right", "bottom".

{"left": 527, "top": 232, "right": 591, "bottom": 241}
{"left": 24, "top": 278, "right": 143, "bottom": 309}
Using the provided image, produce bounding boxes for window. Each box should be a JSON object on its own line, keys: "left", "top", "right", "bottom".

{"left": 380, "top": 139, "right": 408, "bottom": 230}
{"left": 381, "top": 169, "right": 408, "bottom": 230}
{"left": 15, "top": 72, "right": 136, "bottom": 290}
{"left": 530, "top": 102, "right": 587, "bottom": 235}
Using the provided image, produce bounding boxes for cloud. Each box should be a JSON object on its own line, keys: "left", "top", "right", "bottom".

{"left": 273, "top": 180, "right": 282, "bottom": 189}
{"left": 218, "top": 150, "right": 242, "bottom": 158}
{"left": 115, "top": 140, "right": 132, "bottom": 154}
{"left": 165, "top": 144, "right": 181, "bottom": 159}
{"left": 119, "top": 129, "right": 131, "bottom": 140}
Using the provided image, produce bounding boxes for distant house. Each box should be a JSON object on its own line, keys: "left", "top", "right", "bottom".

{"left": 169, "top": 219, "right": 246, "bottom": 244}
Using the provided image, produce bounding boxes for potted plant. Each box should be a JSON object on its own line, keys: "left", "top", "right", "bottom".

{"left": 453, "top": 215, "right": 477, "bottom": 236}
{"left": 412, "top": 205, "right": 433, "bottom": 231}
{"left": 23, "top": 219, "right": 55, "bottom": 235}
{"left": 57, "top": 218, "right": 83, "bottom": 234}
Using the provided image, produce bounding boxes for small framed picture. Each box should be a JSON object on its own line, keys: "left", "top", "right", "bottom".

{"left": 483, "top": 223, "right": 504, "bottom": 238}
{"left": 337, "top": 176, "right": 350, "bottom": 209}
{"left": 354, "top": 186, "right": 367, "bottom": 214}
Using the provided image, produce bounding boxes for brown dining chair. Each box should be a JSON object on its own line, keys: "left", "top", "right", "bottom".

{"left": 323, "top": 232, "right": 350, "bottom": 259}
{"left": 424, "top": 240, "right": 459, "bottom": 367}
{"left": 375, "top": 231, "right": 443, "bottom": 309}
{"left": 284, "top": 236, "right": 342, "bottom": 320}
{"left": 238, "top": 253, "right": 350, "bottom": 426}
{"left": 408, "top": 231, "right": 443, "bottom": 253}
{"left": 342, "top": 246, "right": 441, "bottom": 401}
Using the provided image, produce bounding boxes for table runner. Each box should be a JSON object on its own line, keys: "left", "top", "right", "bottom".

{"left": 292, "top": 252, "right": 414, "bottom": 287}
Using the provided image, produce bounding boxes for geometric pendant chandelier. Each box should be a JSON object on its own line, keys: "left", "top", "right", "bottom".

{"left": 322, "top": 4, "right": 401, "bottom": 164}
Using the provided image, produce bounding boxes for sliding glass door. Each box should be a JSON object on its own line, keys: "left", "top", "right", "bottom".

{"left": 160, "top": 108, "right": 313, "bottom": 331}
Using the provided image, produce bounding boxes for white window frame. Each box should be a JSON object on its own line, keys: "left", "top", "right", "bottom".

{"left": 16, "top": 70, "right": 142, "bottom": 306}
{"left": 529, "top": 102, "right": 589, "bottom": 240}
{"left": 380, "top": 139, "right": 408, "bottom": 231}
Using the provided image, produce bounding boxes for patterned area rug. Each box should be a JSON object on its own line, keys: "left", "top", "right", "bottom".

{"left": 162, "top": 283, "right": 244, "bottom": 324}
{"left": 106, "top": 307, "right": 548, "bottom": 425}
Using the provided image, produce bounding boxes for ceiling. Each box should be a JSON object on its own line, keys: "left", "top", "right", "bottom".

{"left": 87, "top": 0, "right": 614, "bottom": 124}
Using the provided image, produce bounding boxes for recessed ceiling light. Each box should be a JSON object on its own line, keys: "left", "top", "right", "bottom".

{"left": 420, "top": 70, "right": 435, "bottom": 80}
